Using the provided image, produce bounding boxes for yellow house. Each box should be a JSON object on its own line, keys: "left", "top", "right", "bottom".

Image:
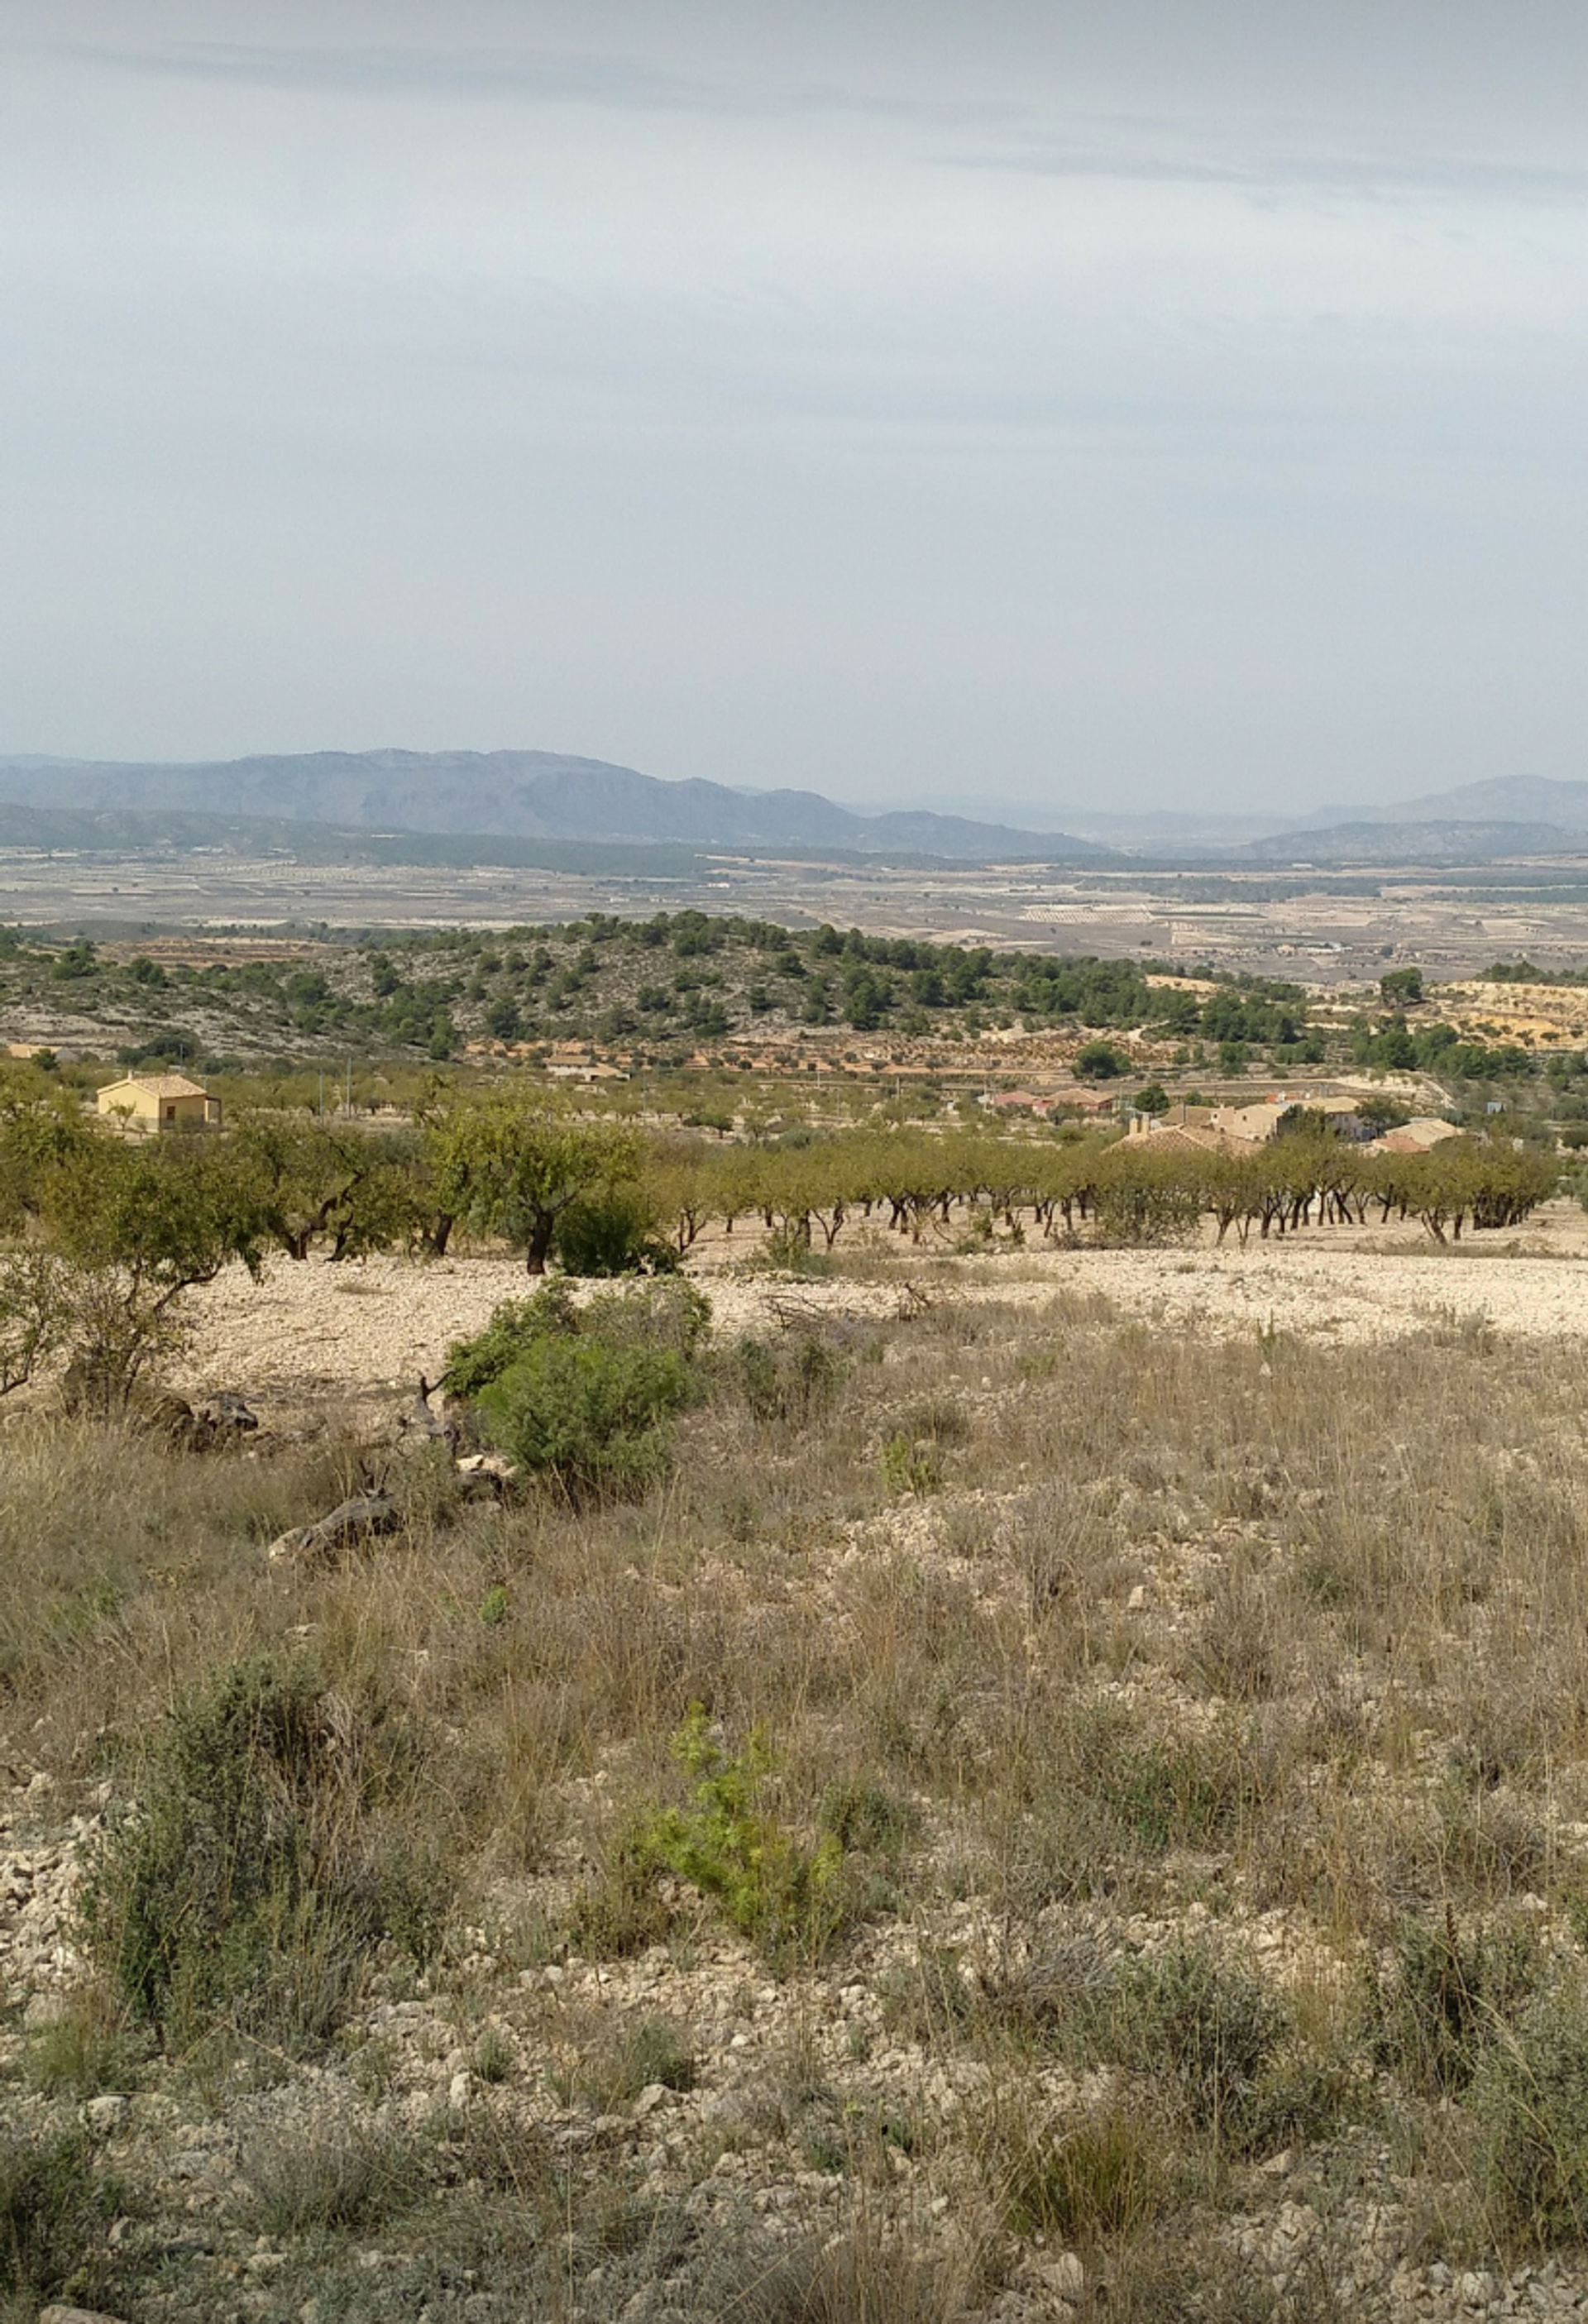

{"left": 94, "top": 1073, "right": 222, "bottom": 1132}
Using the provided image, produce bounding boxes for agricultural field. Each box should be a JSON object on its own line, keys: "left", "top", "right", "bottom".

{"left": 3, "top": 1074, "right": 1588, "bottom": 2319}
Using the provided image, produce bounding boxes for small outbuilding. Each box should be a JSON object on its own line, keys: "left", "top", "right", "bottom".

{"left": 95, "top": 1073, "right": 222, "bottom": 1132}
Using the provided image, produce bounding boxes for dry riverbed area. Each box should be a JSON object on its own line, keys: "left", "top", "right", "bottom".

{"left": 12, "top": 1225, "right": 1588, "bottom": 2318}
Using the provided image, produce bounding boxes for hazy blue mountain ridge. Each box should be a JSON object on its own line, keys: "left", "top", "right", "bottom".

{"left": 1295, "top": 776, "right": 1588, "bottom": 834}
{"left": 1, "top": 753, "right": 1584, "bottom": 864}
{"left": 0, "top": 750, "right": 1101, "bottom": 859}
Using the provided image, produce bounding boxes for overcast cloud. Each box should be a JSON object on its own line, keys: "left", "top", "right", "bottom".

{"left": 2, "top": 1, "right": 1586, "bottom": 816}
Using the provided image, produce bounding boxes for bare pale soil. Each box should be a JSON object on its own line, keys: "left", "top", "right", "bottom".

{"left": 176, "top": 1197, "right": 1588, "bottom": 1412}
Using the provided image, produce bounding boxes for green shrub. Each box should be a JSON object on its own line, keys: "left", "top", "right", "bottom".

{"left": 1370, "top": 1910, "right": 1540, "bottom": 2098}
{"left": 552, "top": 1184, "right": 678, "bottom": 1277}
{"left": 580, "top": 1277, "right": 711, "bottom": 1360}
{"left": 478, "top": 1337, "right": 691, "bottom": 1502}
{"left": 1116, "top": 1942, "right": 1289, "bottom": 2149}
{"left": 443, "top": 1281, "right": 580, "bottom": 1399}
{"left": 447, "top": 1279, "right": 709, "bottom": 1503}
{"left": 881, "top": 1432, "right": 944, "bottom": 1496}
{"left": 447, "top": 1279, "right": 709, "bottom": 1385}
{"left": 0, "top": 2130, "right": 118, "bottom": 2307}
{"left": 625, "top": 1707, "right": 848, "bottom": 1960}
{"left": 80, "top": 1656, "right": 449, "bottom": 2056}
{"left": 818, "top": 1776, "right": 917, "bottom": 1859}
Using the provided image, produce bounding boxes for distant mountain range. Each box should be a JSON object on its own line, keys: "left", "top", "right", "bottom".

{"left": 1296, "top": 775, "right": 1588, "bottom": 833}
{"left": 0, "top": 751, "right": 1106, "bottom": 863}
{"left": 1240, "top": 820, "right": 1588, "bottom": 866}
{"left": 0, "top": 752, "right": 1585, "bottom": 867}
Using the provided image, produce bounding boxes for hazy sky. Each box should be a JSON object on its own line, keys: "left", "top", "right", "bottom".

{"left": 3, "top": 2, "right": 1586, "bottom": 816}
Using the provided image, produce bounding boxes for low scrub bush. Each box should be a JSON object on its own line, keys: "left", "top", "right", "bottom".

{"left": 479, "top": 1336, "right": 690, "bottom": 1502}
{"left": 570, "top": 2012, "right": 697, "bottom": 2109}
{"left": 1370, "top": 1909, "right": 1541, "bottom": 2098}
{"left": 80, "top": 1655, "right": 450, "bottom": 2056}
{"left": 1071, "top": 2231, "right": 1317, "bottom": 2322}
{"left": 552, "top": 1183, "right": 678, "bottom": 1277}
{"left": 0, "top": 2129, "right": 119, "bottom": 2309}
{"left": 447, "top": 1280, "right": 709, "bottom": 1503}
{"left": 570, "top": 1825, "right": 680, "bottom": 1959}
{"left": 1065, "top": 1705, "right": 1260, "bottom": 1857}
{"left": 24, "top": 1989, "right": 145, "bottom": 2097}
{"left": 880, "top": 1431, "right": 945, "bottom": 1496}
{"left": 239, "top": 2117, "right": 427, "bottom": 2238}
{"left": 818, "top": 1776, "right": 918, "bottom": 1860}
{"left": 873, "top": 1394, "right": 962, "bottom": 1487}
{"left": 725, "top": 2221, "right": 959, "bottom": 2324}
{"left": 878, "top": 1944, "right": 981, "bottom": 2045}
{"left": 734, "top": 1332, "right": 848, "bottom": 1425}
{"left": 1471, "top": 1977, "right": 1588, "bottom": 2248}
{"left": 757, "top": 1221, "right": 838, "bottom": 1275}
{"left": 1115, "top": 1941, "right": 1289, "bottom": 2150}
{"left": 443, "top": 1280, "right": 581, "bottom": 1399}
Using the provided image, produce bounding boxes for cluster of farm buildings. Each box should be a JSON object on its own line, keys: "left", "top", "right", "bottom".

{"left": 986, "top": 1088, "right": 1459, "bottom": 1156}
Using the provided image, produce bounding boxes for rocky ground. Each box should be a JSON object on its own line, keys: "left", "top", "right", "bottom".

{"left": 7, "top": 1781, "right": 1588, "bottom": 2323}
{"left": 12, "top": 1222, "right": 1588, "bottom": 2320}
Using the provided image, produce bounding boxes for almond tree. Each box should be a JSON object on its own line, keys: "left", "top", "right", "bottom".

{"left": 423, "top": 1089, "right": 639, "bottom": 1274}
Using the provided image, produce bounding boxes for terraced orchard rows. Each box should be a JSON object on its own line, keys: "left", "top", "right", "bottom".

{"left": 0, "top": 1078, "right": 1560, "bottom": 1432}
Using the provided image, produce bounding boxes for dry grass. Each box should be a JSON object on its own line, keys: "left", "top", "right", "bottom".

{"left": 11, "top": 1279, "right": 1588, "bottom": 2307}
